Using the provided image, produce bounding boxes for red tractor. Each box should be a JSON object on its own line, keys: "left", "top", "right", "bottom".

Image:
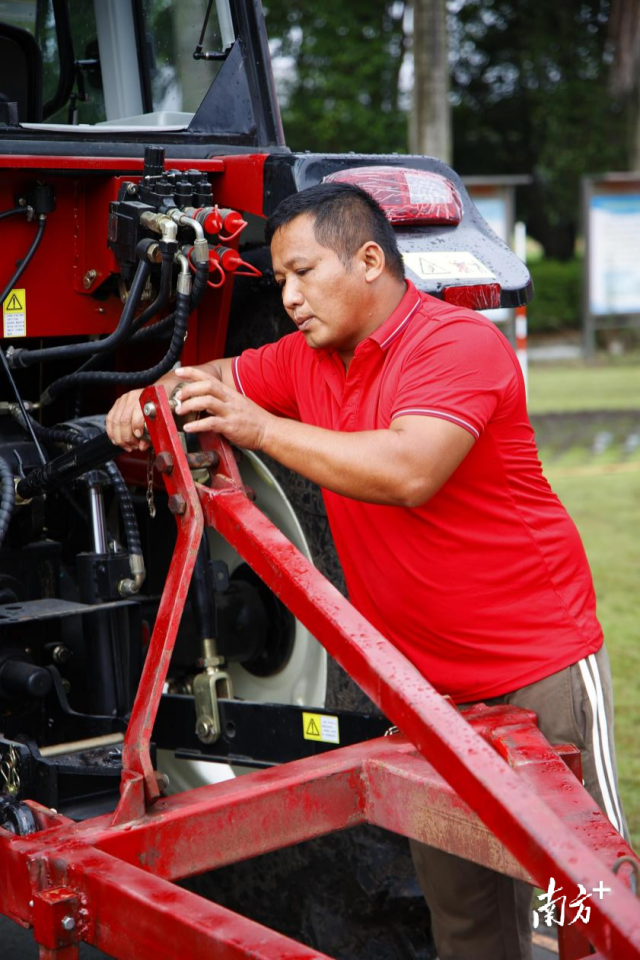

{"left": 4, "top": 5, "right": 633, "bottom": 960}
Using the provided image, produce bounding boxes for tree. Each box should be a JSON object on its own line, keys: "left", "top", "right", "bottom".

{"left": 409, "top": 0, "right": 451, "bottom": 162}
{"left": 264, "top": 0, "right": 408, "bottom": 154}
{"left": 263, "top": 0, "right": 629, "bottom": 260}
{"left": 609, "top": 0, "right": 640, "bottom": 169}
{"left": 449, "top": 0, "right": 628, "bottom": 259}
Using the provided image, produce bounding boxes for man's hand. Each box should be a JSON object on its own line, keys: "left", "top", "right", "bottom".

{"left": 106, "top": 387, "right": 152, "bottom": 451}
{"left": 105, "top": 360, "right": 235, "bottom": 452}
{"left": 176, "top": 367, "right": 275, "bottom": 451}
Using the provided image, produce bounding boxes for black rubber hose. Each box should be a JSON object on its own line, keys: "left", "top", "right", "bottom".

{"left": 131, "top": 259, "right": 206, "bottom": 344}
{"left": 11, "top": 258, "right": 152, "bottom": 369}
{"left": 0, "top": 457, "right": 15, "bottom": 550}
{"left": 0, "top": 216, "right": 46, "bottom": 306}
{"left": 190, "top": 259, "right": 210, "bottom": 309}
{"left": 22, "top": 418, "right": 141, "bottom": 561}
{"left": 104, "top": 461, "right": 142, "bottom": 558}
{"left": 129, "top": 310, "right": 175, "bottom": 342}
{"left": 41, "top": 289, "right": 191, "bottom": 403}
{"left": 131, "top": 247, "right": 174, "bottom": 335}
{"left": 131, "top": 257, "right": 207, "bottom": 343}
{"left": 77, "top": 247, "right": 175, "bottom": 372}
{"left": 0, "top": 207, "right": 28, "bottom": 222}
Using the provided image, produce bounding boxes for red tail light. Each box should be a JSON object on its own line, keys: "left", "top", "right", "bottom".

{"left": 324, "top": 165, "right": 463, "bottom": 226}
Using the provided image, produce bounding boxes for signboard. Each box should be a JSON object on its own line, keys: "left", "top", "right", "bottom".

{"left": 588, "top": 193, "right": 640, "bottom": 316}
{"left": 583, "top": 175, "right": 640, "bottom": 355}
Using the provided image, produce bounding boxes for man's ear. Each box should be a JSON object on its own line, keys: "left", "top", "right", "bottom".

{"left": 359, "top": 241, "right": 386, "bottom": 283}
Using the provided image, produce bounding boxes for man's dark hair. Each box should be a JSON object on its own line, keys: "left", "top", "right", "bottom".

{"left": 265, "top": 182, "right": 405, "bottom": 281}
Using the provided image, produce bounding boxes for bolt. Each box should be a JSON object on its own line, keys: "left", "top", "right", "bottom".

{"left": 186, "top": 450, "right": 219, "bottom": 470}
{"left": 146, "top": 242, "right": 162, "bottom": 263}
{"left": 155, "top": 772, "right": 170, "bottom": 794}
{"left": 143, "top": 402, "right": 156, "bottom": 419}
{"left": 52, "top": 644, "right": 71, "bottom": 665}
{"left": 167, "top": 494, "right": 186, "bottom": 515}
{"left": 126, "top": 182, "right": 137, "bottom": 195}
{"left": 28, "top": 900, "right": 33, "bottom": 908}
{"left": 154, "top": 452, "right": 174, "bottom": 475}
{"left": 83, "top": 269, "right": 97, "bottom": 289}
{"left": 61, "top": 915, "right": 76, "bottom": 932}
{"left": 196, "top": 718, "right": 215, "bottom": 742}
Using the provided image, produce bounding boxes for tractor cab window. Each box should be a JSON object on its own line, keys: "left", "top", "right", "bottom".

{"left": 0, "top": 0, "right": 234, "bottom": 128}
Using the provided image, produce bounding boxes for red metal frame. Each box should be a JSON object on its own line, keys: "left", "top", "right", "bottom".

{"left": 1, "top": 385, "right": 638, "bottom": 959}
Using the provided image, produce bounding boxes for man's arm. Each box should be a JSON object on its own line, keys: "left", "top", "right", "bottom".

{"left": 105, "top": 358, "right": 236, "bottom": 451}
{"left": 175, "top": 367, "right": 474, "bottom": 506}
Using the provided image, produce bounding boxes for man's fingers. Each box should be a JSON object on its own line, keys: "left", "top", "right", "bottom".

{"left": 175, "top": 366, "right": 214, "bottom": 383}
{"left": 175, "top": 377, "right": 228, "bottom": 405}
{"left": 176, "top": 394, "right": 225, "bottom": 417}
{"left": 183, "top": 415, "right": 224, "bottom": 434}
{"left": 106, "top": 389, "right": 144, "bottom": 450}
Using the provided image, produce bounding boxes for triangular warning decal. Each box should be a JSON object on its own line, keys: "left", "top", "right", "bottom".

{"left": 305, "top": 717, "right": 320, "bottom": 737}
{"left": 5, "top": 293, "right": 23, "bottom": 311}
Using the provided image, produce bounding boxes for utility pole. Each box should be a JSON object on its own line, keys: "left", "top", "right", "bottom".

{"left": 409, "top": 0, "right": 451, "bottom": 163}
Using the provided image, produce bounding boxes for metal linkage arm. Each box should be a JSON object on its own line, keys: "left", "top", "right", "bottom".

{"left": 28, "top": 385, "right": 636, "bottom": 960}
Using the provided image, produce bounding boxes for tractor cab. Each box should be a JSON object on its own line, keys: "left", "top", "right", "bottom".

{"left": 0, "top": 0, "right": 283, "bottom": 144}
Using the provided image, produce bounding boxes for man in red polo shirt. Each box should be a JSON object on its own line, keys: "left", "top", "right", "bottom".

{"left": 107, "top": 183, "right": 626, "bottom": 960}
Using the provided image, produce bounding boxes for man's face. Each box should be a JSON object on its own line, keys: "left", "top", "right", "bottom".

{"left": 271, "top": 214, "right": 372, "bottom": 357}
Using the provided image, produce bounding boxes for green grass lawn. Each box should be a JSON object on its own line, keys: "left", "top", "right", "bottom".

{"left": 544, "top": 465, "right": 640, "bottom": 848}
{"left": 532, "top": 354, "right": 640, "bottom": 848}
{"left": 528, "top": 353, "right": 640, "bottom": 414}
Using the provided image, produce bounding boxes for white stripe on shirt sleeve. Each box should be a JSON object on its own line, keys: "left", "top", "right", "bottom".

{"left": 233, "top": 356, "right": 246, "bottom": 396}
{"left": 391, "top": 407, "right": 480, "bottom": 439}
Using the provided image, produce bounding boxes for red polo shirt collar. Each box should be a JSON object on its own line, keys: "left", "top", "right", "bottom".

{"left": 315, "top": 279, "right": 423, "bottom": 365}
{"left": 366, "top": 279, "right": 423, "bottom": 352}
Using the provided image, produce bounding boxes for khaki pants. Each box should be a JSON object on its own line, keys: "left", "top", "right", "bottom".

{"left": 410, "top": 645, "right": 628, "bottom": 960}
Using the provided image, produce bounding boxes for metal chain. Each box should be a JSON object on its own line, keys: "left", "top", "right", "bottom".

{"left": 146, "top": 449, "right": 156, "bottom": 518}
{"left": 0, "top": 745, "right": 21, "bottom": 796}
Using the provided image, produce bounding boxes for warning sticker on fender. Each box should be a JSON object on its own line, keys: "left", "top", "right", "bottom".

{"left": 302, "top": 712, "right": 340, "bottom": 744}
{"left": 403, "top": 251, "right": 495, "bottom": 280}
{"left": 3, "top": 288, "right": 26, "bottom": 337}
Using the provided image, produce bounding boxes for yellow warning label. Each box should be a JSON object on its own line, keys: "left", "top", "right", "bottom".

{"left": 302, "top": 712, "right": 340, "bottom": 744}
{"left": 3, "top": 288, "right": 26, "bottom": 338}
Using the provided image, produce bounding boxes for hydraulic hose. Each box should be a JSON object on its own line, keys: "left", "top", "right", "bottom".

{"left": 0, "top": 206, "right": 29, "bottom": 222}
{"left": 0, "top": 457, "right": 15, "bottom": 550}
{"left": 9, "top": 257, "right": 152, "bottom": 370}
{"left": 0, "top": 215, "right": 46, "bottom": 307}
{"left": 130, "top": 256, "right": 207, "bottom": 343}
{"left": 130, "top": 310, "right": 175, "bottom": 342}
{"left": 103, "top": 460, "right": 145, "bottom": 596}
{"left": 16, "top": 417, "right": 145, "bottom": 595}
{"left": 77, "top": 246, "right": 175, "bottom": 372}
{"left": 40, "top": 281, "right": 193, "bottom": 404}
{"left": 131, "top": 246, "right": 175, "bottom": 335}
{"left": 190, "top": 258, "right": 210, "bottom": 310}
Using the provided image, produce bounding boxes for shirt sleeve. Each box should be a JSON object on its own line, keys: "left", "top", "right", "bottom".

{"left": 232, "top": 332, "right": 302, "bottom": 420}
{"left": 390, "top": 318, "right": 520, "bottom": 439}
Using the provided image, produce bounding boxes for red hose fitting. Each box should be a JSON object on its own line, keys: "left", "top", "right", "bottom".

{"left": 218, "top": 208, "right": 248, "bottom": 242}
{"left": 192, "top": 206, "right": 223, "bottom": 237}
{"left": 213, "top": 245, "right": 261, "bottom": 277}
{"left": 187, "top": 246, "right": 226, "bottom": 289}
